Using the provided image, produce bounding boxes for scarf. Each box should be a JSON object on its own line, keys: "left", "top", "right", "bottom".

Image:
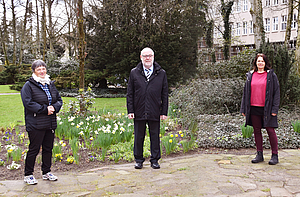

{"left": 32, "top": 73, "right": 51, "bottom": 85}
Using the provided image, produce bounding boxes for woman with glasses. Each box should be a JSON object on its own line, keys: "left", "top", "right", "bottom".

{"left": 21, "top": 60, "right": 63, "bottom": 184}
{"left": 240, "top": 53, "right": 280, "bottom": 165}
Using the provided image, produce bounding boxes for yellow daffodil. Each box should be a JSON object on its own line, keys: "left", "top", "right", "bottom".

{"left": 170, "top": 134, "right": 174, "bottom": 138}
{"left": 169, "top": 139, "right": 173, "bottom": 143}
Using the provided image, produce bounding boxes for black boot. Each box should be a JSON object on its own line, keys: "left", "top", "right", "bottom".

{"left": 268, "top": 154, "right": 279, "bottom": 165}
{"left": 251, "top": 151, "right": 264, "bottom": 163}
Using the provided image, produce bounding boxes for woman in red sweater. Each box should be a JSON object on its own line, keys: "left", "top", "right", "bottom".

{"left": 240, "top": 53, "right": 280, "bottom": 165}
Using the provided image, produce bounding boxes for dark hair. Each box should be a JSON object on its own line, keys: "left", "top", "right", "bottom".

{"left": 31, "top": 60, "right": 47, "bottom": 72}
{"left": 253, "top": 53, "right": 271, "bottom": 72}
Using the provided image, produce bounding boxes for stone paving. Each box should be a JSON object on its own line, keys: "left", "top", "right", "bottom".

{"left": 0, "top": 149, "right": 300, "bottom": 196}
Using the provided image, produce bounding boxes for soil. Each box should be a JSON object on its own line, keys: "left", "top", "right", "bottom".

{"left": 0, "top": 126, "right": 256, "bottom": 181}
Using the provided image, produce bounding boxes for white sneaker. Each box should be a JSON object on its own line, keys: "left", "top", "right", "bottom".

{"left": 24, "top": 175, "right": 38, "bottom": 185}
{"left": 42, "top": 172, "right": 58, "bottom": 181}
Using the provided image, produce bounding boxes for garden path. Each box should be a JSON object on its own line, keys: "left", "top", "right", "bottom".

{"left": 0, "top": 149, "right": 299, "bottom": 196}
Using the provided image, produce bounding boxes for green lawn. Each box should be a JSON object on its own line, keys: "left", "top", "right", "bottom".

{"left": 0, "top": 94, "right": 127, "bottom": 128}
{"left": 0, "top": 85, "right": 20, "bottom": 93}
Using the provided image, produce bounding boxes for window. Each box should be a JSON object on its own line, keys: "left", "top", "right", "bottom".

{"left": 265, "top": 0, "right": 270, "bottom": 6}
{"left": 249, "top": 21, "right": 254, "bottom": 34}
{"left": 243, "top": 0, "right": 248, "bottom": 11}
{"left": 236, "top": 0, "right": 241, "bottom": 12}
{"left": 292, "top": 14, "right": 297, "bottom": 29}
{"left": 236, "top": 23, "right": 241, "bottom": 35}
{"left": 274, "top": 0, "right": 278, "bottom": 5}
{"left": 265, "top": 18, "right": 270, "bottom": 32}
{"left": 217, "top": 25, "right": 222, "bottom": 38}
{"left": 273, "top": 17, "right": 278, "bottom": 31}
{"left": 281, "top": 15, "right": 287, "bottom": 30}
{"left": 282, "top": 0, "right": 287, "bottom": 4}
{"left": 230, "top": 22, "right": 234, "bottom": 36}
{"left": 243, "top": 22, "right": 247, "bottom": 35}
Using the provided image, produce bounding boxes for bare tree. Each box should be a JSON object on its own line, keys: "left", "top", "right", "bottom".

{"left": 1, "top": 0, "right": 9, "bottom": 65}
{"left": 19, "top": 0, "right": 30, "bottom": 65}
{"left": 77, "top": 0, "right": 85, "bottom": 90}
{"left": 36, "top": 0, "right": 40, "bottom": 57}
{"left": 285, "top": 0, "right": 293, "bottom": 46}
{"left": 11, "top": 0, "right": 17, "bottom": 65}
{"left": 250, "top": 0, "right": 265, "bottom": 48}
{"left": 41, "top": 0, "right": 47, "bottom": 60}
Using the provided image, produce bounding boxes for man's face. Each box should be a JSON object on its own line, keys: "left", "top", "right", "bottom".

{"left": 141, "top": 50, "right": 154, "bottom": 68}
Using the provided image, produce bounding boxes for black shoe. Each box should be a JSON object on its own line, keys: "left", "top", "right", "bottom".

{"left": 134, "top": 162, "right": 143, "bottom": 169}
{"left": 269, "top": 154, "right": 279, "bottom": 165}
{"left": 151, "top": 162, "right": 160, "bottom": 169}
{"left": 251, "top": 151, "right": 264, "bottom": 163}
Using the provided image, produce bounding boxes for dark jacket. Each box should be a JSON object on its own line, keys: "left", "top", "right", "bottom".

{"left": 240, "top": 69, "right": 280, "bottom": 128}
{"left": 127, "top": 62, "right": 168, "bottom": 121}
{"left": 21, "top": 77, "right": 63, "bottom": 131}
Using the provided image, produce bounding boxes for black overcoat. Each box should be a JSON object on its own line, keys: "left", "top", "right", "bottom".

{"left": 240, "top": 69, "right": 280, "bottom": 128}
{"left": 21, "top": 77, "right": 63, "bottom": 131}
{"left": 127, "top": 62, "right": 168, "bottom": 121}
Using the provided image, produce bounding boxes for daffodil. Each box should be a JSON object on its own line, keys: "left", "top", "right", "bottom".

{"left": 181, "top": 134, "right": 184, "bottom": 137}
{"left": 169, "top": 139, "right": 173, "bottom": 143}
{"left": 170, "top": 134, "right": 174, "bottom": 137}
{"left": 90, "top": 137, "right": 94, "bottom": 141}
{"left": 175, "top": 134, "right": 178, "bottom": 137}
{"left": 179, "top": 130, "right": 183, "bottom": 134}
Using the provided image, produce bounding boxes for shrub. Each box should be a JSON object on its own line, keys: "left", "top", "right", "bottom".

{"left": 170, "top": 77, "right": 244, "bottom": 126}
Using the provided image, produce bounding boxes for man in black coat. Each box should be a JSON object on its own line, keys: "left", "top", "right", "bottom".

{"left": 127, "top": 47, "right": 168, "bottom": 169}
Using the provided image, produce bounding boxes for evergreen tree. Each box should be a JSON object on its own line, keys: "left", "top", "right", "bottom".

{"left": 85, "top": 0, "right": 206, "bottom": 87}
{"left": 258, "top": 43, "right": 294, "bottom": 105}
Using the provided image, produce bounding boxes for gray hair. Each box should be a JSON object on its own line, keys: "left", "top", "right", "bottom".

{"left": 31, "top": 60, "right": 47, "bottom": 72}
{"left": 140, "top": 47, "right": 154, "bottom": 56}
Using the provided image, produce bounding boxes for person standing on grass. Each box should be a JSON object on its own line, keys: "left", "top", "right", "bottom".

{"left": 240, "top": 53, "right": 280, "bottom": 165}
{"left": 21, "top": 60, "right": 63, "bottom": 185}
{"left": 127, "top": 47, "right": 168, "bottom": 169}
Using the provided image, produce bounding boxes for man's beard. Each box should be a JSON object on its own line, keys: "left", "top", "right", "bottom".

{"left": 142, "top": 58, "right": 154, "bottom": 68}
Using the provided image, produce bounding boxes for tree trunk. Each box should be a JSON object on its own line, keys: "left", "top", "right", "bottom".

{"left": 295, "top": 1, "right": 300, "bottom": 73}
{"left": 77, "top": 0, "right": 85, "bottom": 114}
{"left": 47, "top": 0, "right": 54, "bottom": 52}
{"left": 36, "top": 0, "right": 40, "bottom": 58}
{"left": 19, "top": 0, "right": 30, "bottom": 65}
{"left": 221, "top": 0, "right": 234, "bottom": 60}
{"left": 78, "top": 0, "right": 85, "bottom": 89}
{"left": 285, "top": 0, "right": 293, "bottom": 46}
{"left": 1, "top": 0, "right": 9, "bottom": 65}
{"left": 11, "top": 0, "right": 17, "bottom": 65}
{"left": 42, "top": 0, "right": 47, "bottom": 60}
{"left": 250, "top": 0, "right": 265, "bottom": 48}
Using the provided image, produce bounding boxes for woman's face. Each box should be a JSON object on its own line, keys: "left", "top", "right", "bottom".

{"left": 256, "top": 56, "right": 265, "bottom": 71}
{"left": 34, "top": 66, "right": 47, "bottom": 79}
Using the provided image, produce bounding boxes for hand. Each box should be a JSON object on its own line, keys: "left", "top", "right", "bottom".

{"left": 160, "top": 115, "right": 167, "bottom": 120}
{"left": 47, "top": 105, "right": 55, "bottom": 115}
{"left": 242, "top": 113, "right": 246, "bottom": 116}
{"left": 271, "top": 113, "right": 277, "bottom": 116}
{"left": 128, "top": 113, "right": 135, "bottom": 119}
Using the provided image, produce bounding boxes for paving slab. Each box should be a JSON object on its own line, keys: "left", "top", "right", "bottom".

{"left": 0, "top": 149, "right": 299, "bottom": 196}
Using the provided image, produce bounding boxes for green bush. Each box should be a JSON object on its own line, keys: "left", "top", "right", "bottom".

{"left": 170, "top": 77, "right": 244, "bottom": 126}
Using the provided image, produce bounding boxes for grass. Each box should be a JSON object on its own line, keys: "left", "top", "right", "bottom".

{"left": 0, "top": 85, "right": 20, "bottom": 93}
{"left": 0, "top": 94, "right": 127, "bottom": 128}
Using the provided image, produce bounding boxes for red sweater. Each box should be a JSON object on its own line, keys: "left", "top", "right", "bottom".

{"left": 251, "top": 71, "right": 267, "bottom": 107}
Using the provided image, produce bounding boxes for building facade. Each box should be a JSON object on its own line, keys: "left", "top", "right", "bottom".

{"left": 200, "top": 0, "right": 298, "bottom": 61}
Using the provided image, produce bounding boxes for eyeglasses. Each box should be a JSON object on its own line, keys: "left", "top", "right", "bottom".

{"left": 142, "top": 54, "right": 153, "bottom": 58}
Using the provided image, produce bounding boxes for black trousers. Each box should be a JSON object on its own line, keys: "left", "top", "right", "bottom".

{"left": 25, "top": 129, "right": 54, "bottom": 176}
{"left": 134, "top": 120, "right": 161, "bottom": 163}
